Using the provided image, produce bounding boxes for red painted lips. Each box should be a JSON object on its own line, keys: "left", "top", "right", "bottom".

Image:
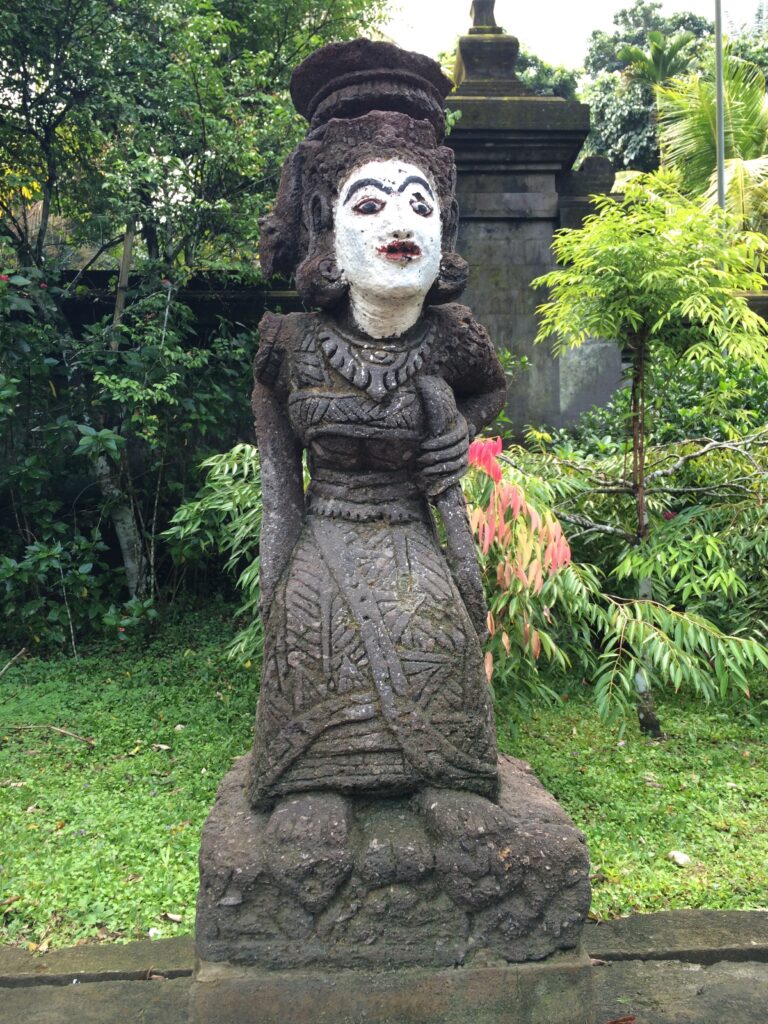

{"left": 377, "top": 240, "right": 422, "bottom": 261}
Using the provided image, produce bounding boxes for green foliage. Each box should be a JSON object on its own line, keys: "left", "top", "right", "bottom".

{"left": 0, "top": 240, "right": 258, "bottom": 647}
{"left": 165, "top": 443, "right": 263, "bottom": 662}
{"left": 580, "top": 72, "right": 660, "bottom": 171}
{"left": 520, "top": 176, "right": 768, "bottom": 720}
{"left": 580, "top": 0, "right": 711, "bottom": 170}
{"left": 658, "top": 50, "right": 768, "bottom": 231}
{"left": 465, "top": 442, "right": 768, "bottom": 722}
{"left": 534, "top": 173, "right": 768, "bottom": 367}
{"left": 618, "top": 29, "right": 698, "bottom": 85}
{"left": 553, "top": 352, "right": 768, "bottom": 450}
{"left": 534, "top": 421, "right": 768, "bottom": 643}
{"left": 730, "top": 21, "right": 768, "bottom": 79}
{"left": 0, "top": 0, "right": 386, "bottom": 271}
{"left": 0, "top": 532, "right": 112, "bottom": 650}
{"left": 584, "top": 0, "right": 712, "bottom": 78}
{"left": 516, "top": 47, "right": 578, "bottom": 99}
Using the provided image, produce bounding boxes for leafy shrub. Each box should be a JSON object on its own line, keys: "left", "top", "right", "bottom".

{"left": 465, "top": 439, "right": 768, "bottom": 722}
{"left": 165, "top": 443, "right": 263, "bottom": 662}
{"left": 0, "top": 250, "right": 257, "bottom": 648}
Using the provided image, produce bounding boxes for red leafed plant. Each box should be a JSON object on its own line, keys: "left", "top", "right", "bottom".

{"left": 463, "top": 437, "right": 578, "bottom": 698}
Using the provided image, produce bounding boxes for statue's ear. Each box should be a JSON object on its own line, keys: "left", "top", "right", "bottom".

{"left": 295, "top": 249, "right": 348, "bottom": 310}
{"left": 426, "top": 251, "right": 469, "bottom": 305}
{"left": 310, "top": 192, "right": 333, "bottom": 234}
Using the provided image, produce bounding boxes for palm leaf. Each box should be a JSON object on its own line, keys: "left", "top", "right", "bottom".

{"left": 658, "top": 53, "right": 768, "bottom": 207}
{"left": 701, "top": 154, "right": 768, "bottom": 229}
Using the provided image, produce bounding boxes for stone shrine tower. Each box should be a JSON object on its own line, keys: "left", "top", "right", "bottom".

{"left": 447, "top": 1, "right": 621, "bottom": 434}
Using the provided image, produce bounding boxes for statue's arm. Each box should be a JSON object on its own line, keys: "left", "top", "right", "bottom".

{"left": 418, "top": 309, "right": 506, "bottom": 493}
{"left": 254, "top": 382, "right": 304, "bottom": 614}
{"left": 252, "top": 315, "right": 305, "bottom": 615}
{"left": 452, "top": 319, "right": 506, "bottom": 439}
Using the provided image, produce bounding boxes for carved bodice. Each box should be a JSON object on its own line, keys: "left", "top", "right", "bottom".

{"left": 254, "top": 304, "right": 505, "bottom": 521}
{"left": 288, "top": 318, "right": 431, "bottom": 520}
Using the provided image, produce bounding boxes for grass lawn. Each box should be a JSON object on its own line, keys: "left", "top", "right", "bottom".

{"left": 1, "top": 608, "right": 766, "bottom": 950}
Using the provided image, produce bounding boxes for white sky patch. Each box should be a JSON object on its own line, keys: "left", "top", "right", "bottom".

{"left": 382, "top": 0, "right": 761, "bottom": 69}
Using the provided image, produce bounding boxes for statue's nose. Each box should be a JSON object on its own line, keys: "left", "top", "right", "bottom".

{"left": 392, "top": 228, "right": 413, "bottom": 240}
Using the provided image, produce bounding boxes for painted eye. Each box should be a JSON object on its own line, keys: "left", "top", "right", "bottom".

{"left": 353, "top": 197, "right": 385, "bottom": 215}
{"left": 410, "top": 197, "right": 433, "bottom": 217}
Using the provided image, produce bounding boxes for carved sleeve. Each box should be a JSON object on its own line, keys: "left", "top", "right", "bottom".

{"left": 435, "top": 305, "right": 507, "bottom": 438}
{"left": 253, "top": 315, "right": 304, "bottom": 613}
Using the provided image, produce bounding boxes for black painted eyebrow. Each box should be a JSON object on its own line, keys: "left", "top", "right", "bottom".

{"left": 344, "top": 178, "right": 393, "bottom": 203}
{"left": 398, "top": 175, "right": 434, "bottom": 199}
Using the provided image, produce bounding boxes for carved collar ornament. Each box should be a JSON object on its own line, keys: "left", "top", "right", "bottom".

{"left": 319, "top": 320, "right": 434, "bottom": 400}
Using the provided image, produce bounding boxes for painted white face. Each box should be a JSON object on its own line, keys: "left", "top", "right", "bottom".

{"left": 334, "top": 159, "right": 442, "bottom": 304}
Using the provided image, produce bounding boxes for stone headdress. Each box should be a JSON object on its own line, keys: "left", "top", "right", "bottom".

{"left": 259, "top": 39, "right": 469, "bottom": 308}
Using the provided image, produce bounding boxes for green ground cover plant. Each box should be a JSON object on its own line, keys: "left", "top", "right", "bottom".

{"left": 1, "top": 612, "right": 765, "bottom": 949}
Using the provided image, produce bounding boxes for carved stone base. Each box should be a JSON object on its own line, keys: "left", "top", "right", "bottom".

{"left": 195, "top": 754, "right": 590, "bottom": 970}
{"left": 189, "top": 953, "right": 596, "bottom": 1024}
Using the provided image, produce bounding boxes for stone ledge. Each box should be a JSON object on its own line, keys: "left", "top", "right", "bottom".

{"left": 0, "top": 937, "right": 194, "bottom": 989}
{"left": 586, "top": 909, "right": 768, "bottom": 965}
{"left": 3, "top": 916, "right": 768, "bottom": 1024}
{"left": 3, "top": 958, "right": 767, "bottom": 1024}
{"left": 190, "top": 953, "right": 597, "bottom": 1024}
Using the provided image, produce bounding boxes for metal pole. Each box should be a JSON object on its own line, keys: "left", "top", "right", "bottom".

{"left": 715, "top": 0, "right": 726, "bottom": 209}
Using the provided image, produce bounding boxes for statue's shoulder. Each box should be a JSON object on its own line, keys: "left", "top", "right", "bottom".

{"left": 255, "top": 311, "right": 321, "bottom": 391}
{"left": 257, "top": 310, "right": 319, "bottom": 351}
{"left": 427, "top": 304, "right": 497, "bottom": 378}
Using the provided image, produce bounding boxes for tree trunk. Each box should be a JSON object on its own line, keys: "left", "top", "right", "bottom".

{"left": 93, "top": 453, "right": 146, "bottom": 600}
{"left": 631, "top": 339, "right": 665, "bottom": 739}
{"left": 96, "top": 221, "right": 147, "bottom": 600}
{"left": 112, "top": 218, "right": 135, "bottom": 330}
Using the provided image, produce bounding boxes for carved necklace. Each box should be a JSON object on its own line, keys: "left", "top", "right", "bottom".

{"left": 319, "top": 320, "right": 434, "bottom": 400}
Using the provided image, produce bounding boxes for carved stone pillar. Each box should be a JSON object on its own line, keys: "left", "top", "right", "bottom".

{"left": 447, "top": 3, "right": 622, "bottom": 434}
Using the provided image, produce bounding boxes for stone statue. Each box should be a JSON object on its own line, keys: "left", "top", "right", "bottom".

{"left": 250, "top": 41, "right": 505, "bottom": 810}
{"left": 471, "top": 0, "right": 498, "bottom": 29}
{"left": 195, "top": 39, "right": 591, "bottom": 975}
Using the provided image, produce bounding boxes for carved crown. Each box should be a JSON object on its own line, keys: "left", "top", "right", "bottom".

{"left": 290, "top": 39, "right": 453, "bottom": 140}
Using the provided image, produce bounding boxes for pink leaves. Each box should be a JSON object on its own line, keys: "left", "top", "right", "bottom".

{"left": 543, "top": 520, "right": 572, "bottom": 575}
{"left": 466, "top": 438, "right": 572, "bottom": 664}
{"left": 467, "top": 441, "right": 571, "bottom": 591}
{"left": 468, "top": 436, "right": 503, "bottom": 483}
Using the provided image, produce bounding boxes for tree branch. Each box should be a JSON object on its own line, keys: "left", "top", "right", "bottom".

{"left": 557, "top": 512, "right": 634, "bottom": 540}
{"left": 63, "top": 234, "right": 126, "bottom": 292}
{"left": 0, "top": 648, "right": 27, "bottom": 680}
{"left": 9, "top": 724, "right": 95, "bottom": 747}
{"left": 645, "top": 431, "right": 768, "bottom": 482}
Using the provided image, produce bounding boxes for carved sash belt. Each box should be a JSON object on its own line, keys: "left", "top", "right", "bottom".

{"left": 306, "top": 467, "right": 427, "bottom": 523}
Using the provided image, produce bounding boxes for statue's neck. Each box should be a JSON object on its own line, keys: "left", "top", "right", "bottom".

{"left": 348, "top": 289, "right": 424, "bottom": 340}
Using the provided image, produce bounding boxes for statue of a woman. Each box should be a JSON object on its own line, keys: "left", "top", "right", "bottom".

{"left": 194, "top": 43, "right": 591, "bottom": 976}
{"left": 249, "top": 41, "right": 506, "bottom": 810}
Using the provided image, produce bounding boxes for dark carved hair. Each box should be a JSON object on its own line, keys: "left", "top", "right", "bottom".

{"left": 259, "top": 42, "right": 469, "bottom": 308}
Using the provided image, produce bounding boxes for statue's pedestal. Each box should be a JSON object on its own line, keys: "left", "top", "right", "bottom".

{"left": 189, "top": 949, "right": 595, "bottom": 1024}
{"left": 194, "top": 755, "right": 590, "bottom": 979}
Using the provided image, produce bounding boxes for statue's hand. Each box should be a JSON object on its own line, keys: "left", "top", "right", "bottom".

{"left": 417, "top": 415, "right": 469, "bottom": 498}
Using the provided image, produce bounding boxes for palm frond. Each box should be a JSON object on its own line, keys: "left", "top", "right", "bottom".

{"left": 658, "top": 53, "right": 768, "bottom": 212}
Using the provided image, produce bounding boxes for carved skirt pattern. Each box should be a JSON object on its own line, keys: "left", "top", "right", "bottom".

{"left": 249, "top": 513, "right": 499, "bottom": 808}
